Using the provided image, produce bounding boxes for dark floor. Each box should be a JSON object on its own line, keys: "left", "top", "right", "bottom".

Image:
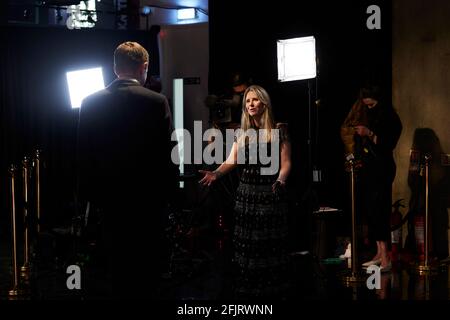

{"left": 1, "top": 228, "right": 449, "bottom": 303}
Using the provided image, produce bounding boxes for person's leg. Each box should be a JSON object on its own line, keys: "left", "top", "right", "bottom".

{"left": 365, "top": 194, "right": 383, "bottom": 263}
{"left": 373, "top": 241, "right": 382, "bottom": 261}
{"left": 379, "top": 240, "right": 391, "bottom": 268}
{"left": 367, "top": 183, "right": 391, "bottom": 266}
{"left": 377, "top": 182, "right": 393, "bottom": 269}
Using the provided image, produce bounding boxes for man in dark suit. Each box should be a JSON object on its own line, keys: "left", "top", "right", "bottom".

{"left": 77, "top": 41, "right": 178, "bottom": 298}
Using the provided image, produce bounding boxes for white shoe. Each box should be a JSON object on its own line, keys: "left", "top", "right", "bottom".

{"left": 362, "top": 258, "right": 382, "bottom": 268}
{"left": 339, "top": 243, "right": 351, "bottom": 259}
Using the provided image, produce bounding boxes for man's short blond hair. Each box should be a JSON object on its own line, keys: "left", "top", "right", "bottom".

{"left": 114, "top": 41, "right": 149, "bottom": 74}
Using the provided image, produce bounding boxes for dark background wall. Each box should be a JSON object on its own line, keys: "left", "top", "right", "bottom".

{"left": 209, "top": 0, "right": 392, "bottom": 245}
{"left": 393, "top": 0, "right": 450, "bottom": 257}
{"left": 0, "top": 25, "right": 159, "bottom": 231}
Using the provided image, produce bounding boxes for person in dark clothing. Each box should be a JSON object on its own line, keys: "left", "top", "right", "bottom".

{"left": 77, "top": 41, "right": 178, "bottom": 298}
{"left": 342, "top": 84, "right": 402, "bottom": 271}
{"left": 229, "top": 71, "right": 251, "bottom": 124}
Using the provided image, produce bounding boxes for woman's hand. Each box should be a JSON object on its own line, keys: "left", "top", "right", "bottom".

{"left": 272, "top": 179, "right": 286, "bottom": 193}
{"left": 199, "top": 170, "right": 219, "bottom": 187}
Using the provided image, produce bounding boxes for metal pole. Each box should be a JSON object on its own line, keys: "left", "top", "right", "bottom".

{"left": 350, "top": 163, "right": 357, "bottom": 274}
{"left": 424, "top": 155, "right": 430, "bottom": 268}
{"left": 8, "top": 165, "right": 22, "bottom": 297}
{"left": 342, "top": 157, "right": 365, "bottom": 285}
{"left": 307, "top": 80, "right": 313, "bottom": 184}
{"left": 35, "top": 150, "right": 41, "bottom": 234}
{"left": 21, "top": 157, "right": 31, "bottom": 277}
{"left": 415, "top": 154, "right": 436, "bottom": 274}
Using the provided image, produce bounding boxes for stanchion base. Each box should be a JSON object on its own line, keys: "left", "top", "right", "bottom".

{"left": 341, "top": 271, "right": 367, "bottom": 287}
{"left": 8, "top": 288, "right": 25, "bottom": 297}
{"left": 8, "top": 285, "right": 31, "bottom": 299}
{"left": 412, "top": 262, "right": 438, "bottom": 275}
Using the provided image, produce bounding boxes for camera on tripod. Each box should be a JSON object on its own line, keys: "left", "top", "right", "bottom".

{"left": 204, "top": 94, "right": 241, "bottom": 124}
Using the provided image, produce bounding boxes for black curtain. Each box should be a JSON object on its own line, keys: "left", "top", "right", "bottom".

{"left": 0, "top": 25, "right": 160, "bottom": 234}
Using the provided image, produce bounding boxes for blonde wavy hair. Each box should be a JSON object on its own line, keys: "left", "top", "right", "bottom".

{"left": 238, "top": 85, "right": 276, "bottom": 144}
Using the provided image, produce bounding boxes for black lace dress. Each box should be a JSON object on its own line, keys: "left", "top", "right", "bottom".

{"left": 232, "top": 125, "right": 290, "bottom": 298}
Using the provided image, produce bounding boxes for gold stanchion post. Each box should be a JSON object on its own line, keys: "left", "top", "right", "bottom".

{"left": 415, "top": 154, "right": 437, "bottom": 274}
{"left": 21, "top": 157, "right": 31, "bottom": 278}
{"left": 34, "top": 150, "right": 41, "bottom": 234}
{"left": 8, "top": 165, "right": 23, "bottom": 297}
{"left": 342, "top": 155, "right": 366, "bottom": 286}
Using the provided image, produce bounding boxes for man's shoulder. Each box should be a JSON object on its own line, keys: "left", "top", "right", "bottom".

{"left": 82, "top": 86, "right": 168, "bottom": 112}
{"left": 131, "top": 86, "right": 168, "bottom": 104}
{"left": 81, "top": 88, "right": 109, "bottom": 108}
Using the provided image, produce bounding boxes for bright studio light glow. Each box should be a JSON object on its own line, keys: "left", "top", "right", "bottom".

{"left": 277, "top": 36, "right": 316, "bottom": 82}
{"left": 66, "top": 67, "right": 105, "bottom": 109}
{"left": 177, "top": 8, "right": 196, "bottom": 20}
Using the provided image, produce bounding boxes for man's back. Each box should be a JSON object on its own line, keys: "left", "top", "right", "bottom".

{"left": 78, "top": 79, "right": 174, "bottom": 203}
{"left": 77, "top": 78, "right": 177, "bottom": 297}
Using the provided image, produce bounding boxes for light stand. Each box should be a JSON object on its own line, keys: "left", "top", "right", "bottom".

{"left": 307, "top": 80, "right": 313, "bottom": 185}
{"left": 277, "top": 36, "right": 319, "bottom": 253}
{"left": 277, "top": 35, "right": 318, "bottom": 183}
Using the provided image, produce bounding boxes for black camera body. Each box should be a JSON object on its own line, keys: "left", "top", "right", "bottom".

{"left": 204, "top": 94, "right": 241, "bottom": 124}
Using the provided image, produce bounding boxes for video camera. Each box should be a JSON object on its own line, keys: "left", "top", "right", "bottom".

{"left": 204, "top": 94, "right": 241, "bottom": 124}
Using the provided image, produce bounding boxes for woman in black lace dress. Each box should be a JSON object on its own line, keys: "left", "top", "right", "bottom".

{"left": 200, "top": 85, "right": 292, "bottom": 298}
